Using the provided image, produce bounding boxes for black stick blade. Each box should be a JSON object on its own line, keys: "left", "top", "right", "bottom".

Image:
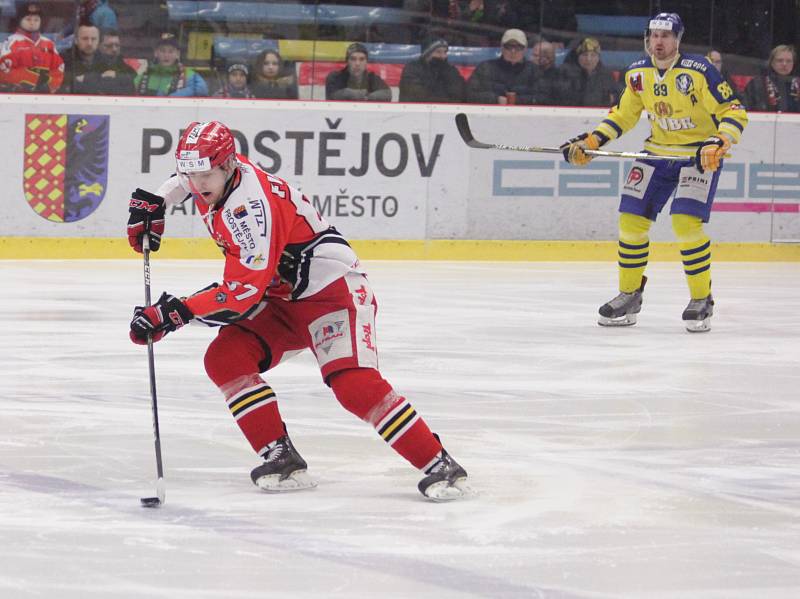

{"left": 454, "top": 113, "right": 494, "bottom": 149}
{"left": 140, "top": 496, "right": 162, "bottom": 508}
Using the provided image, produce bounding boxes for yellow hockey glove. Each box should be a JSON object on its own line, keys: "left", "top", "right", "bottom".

{"left": 560, "top": 132, "right": 601, "bottom": 166}
{"left": 695, "top": 135, "right": 731, "bottom": 173}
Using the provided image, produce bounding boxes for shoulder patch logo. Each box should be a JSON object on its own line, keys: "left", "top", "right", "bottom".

{"left": 629, "top": 72, "right": 643, "bottom": 92}
{"left": 675, "top": 73, "right": 694, "bottom": 95}
{"left": 23, "top": 114, "right": 110, "bottom": 223}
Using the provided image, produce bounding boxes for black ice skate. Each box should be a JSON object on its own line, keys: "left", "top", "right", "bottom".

{"left": 598, "top": 276, "right": 648, "bottom": 327}
{"left": 250, "top": 431, "right": 316, "bottom": 493}
{"left": 682, "top": 294, "right": 714, "bottom": 333}
{"left": 418, "top": 447, "right": 471, "bottom": 502}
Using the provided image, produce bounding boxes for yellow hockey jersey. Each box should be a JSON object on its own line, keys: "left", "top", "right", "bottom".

{"left": 593, "top": 53, "right": 748, "bottom": 157}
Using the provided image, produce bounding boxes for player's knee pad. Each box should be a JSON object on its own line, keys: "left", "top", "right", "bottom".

{"left": 619, "top": 212, "right": 652, "bottom": 244}
{"left": 204, "top": 326, "right": 271, "bottom": 389}
{"left": 671, "top": 213, "right": 705, "bottom": 243}
{"left": 328, "top": 368, "right": 394, "bottom": 422}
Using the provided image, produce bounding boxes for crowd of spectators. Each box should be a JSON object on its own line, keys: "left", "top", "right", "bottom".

{"left": 0, "top": 1, "right": 797, "bottom": 112}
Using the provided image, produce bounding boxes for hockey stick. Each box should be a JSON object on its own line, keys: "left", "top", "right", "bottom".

{"left": 140, "top": 233, "right": 165, "bottom": 508}
{"left": 455, "top": 113, "right": 688, "bottom": 161}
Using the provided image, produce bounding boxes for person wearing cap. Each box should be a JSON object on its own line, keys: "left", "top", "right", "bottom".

{"left": 214, "top": 63, "right": 255, "bottom": 98}
{"left": 0, "top": 2, "right": 64, "bottom": 93}
{"left": 135, "top": 33, "right": 209, "bottom": 97}
{"left": 325, "top": 42, "right": 391, "bottom": 102}
{"left": 560, "top": 13, "right": 748, "bottom": 333}
{"left": 251, "top": 49, "right": 298, "bottom": 100}
{"left": 399, "top": 36, "right": 465, "bottom": 103}
{"left": 466, "top": 28, "right": 547, "bottom": 105}
{"left": 559, "top": 37, "right": 621, "bottom": 107}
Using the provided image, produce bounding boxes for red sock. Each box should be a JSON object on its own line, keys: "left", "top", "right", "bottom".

{"left": 204, "top": 331, "right": 284, "bottom": 455}
{"left": 329, "top": 368, "right": 442, "bottom": 469}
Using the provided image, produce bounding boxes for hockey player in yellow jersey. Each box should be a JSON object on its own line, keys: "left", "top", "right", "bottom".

{"left": 561, "top": 12, "right": 748, "bottom": 332}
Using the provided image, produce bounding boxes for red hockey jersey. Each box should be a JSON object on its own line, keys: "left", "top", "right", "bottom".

{"left": 0, "top": 31, "right": 64, "bottom": 92}
{"left": 158, "top": 154, "right": 362, "bottom": 325}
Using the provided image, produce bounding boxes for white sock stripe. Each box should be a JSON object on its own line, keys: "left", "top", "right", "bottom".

{"left": 421, "top": 451, "right": 442, "bottom": 473}
{"left": 385, "top": 414, "right": 419, "bottom": 446}
{"left": 226, "top": 383, "right": 271, "bottom": 406}
{"left": 375, "top": 400, "right": 410, "bottom": 431}
{"left": 232, "top": 396, "right": 277, "bottom": 421}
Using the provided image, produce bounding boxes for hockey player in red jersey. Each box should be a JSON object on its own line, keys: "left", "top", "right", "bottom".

{"left": 0, "top": 3, "right": 64, "bottom": 93}
{"left": 127, "top": 121, "right": 470, "bottom": 501}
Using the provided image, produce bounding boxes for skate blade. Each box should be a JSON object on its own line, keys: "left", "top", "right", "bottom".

{"left": 423, "top": 478, "right": 474, "bottom": 502}
{"left": 684, "top": 317, "right": 711, "bottom": 333}
{"left": 598, "top": 313, "right": 638, "bottom": 327}
{"left": 255, "top": 470, "right": 317, "bottom": 493}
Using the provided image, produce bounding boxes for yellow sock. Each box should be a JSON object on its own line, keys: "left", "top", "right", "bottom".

{"left": 671, "top": 214, "right": 712, "bottom": 299}
{"left": 618, "top": 213, "right": 651, "bottom": 293}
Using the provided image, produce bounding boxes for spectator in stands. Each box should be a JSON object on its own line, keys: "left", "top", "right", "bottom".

{"left": 325, "top": 42, "right": 392, "bottom": 102}
{"left": 435, "top": 0, "right": 527, "bottom": 44}
{"left": 214, "top": 63, "right": 255, "bottom": 98}
{"left": 136, "top": 33, "right": 209, "bottom": 97}
{"left": 399, "top": 37, "right": 465, "bottom": 103}
{"left": 706, "top": 49, "right": 743, "bottom": 103}
{"left": 530, "top": 39, "right": 564, "bottom": 105}
{"left": 0, "top": 2, "right": 64, "bottom": 93}
{"left": 80, "top": 0, "right": 118, "bottom": 31}
{"left": 560, "top": 37, "right": 620, "bottom": 107}
{"left": 466, "top": 29, "right": 546, "bottom": 105}
{"left": 63, "top": 0, "right": 118, "bottom": 38}
{"left": 91, "top": 29, "right": 137, "bottom": 95}
{"left": 60, "top": 23, "right": 106, "bottom": 94}
{"left": 251, "top": 49, "right": 298, "bottom": 100}
{"left": 744, "top": 44, "right": 799, "bottom": 113}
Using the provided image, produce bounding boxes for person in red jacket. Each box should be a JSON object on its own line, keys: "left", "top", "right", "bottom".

{"left": 0, "top": 2, "right": 64, "bottom": 93}
{"left": 126, "top": 121, "right": 471, "bottom": 501}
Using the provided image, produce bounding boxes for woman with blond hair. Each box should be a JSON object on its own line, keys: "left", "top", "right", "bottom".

{"left": 744, "top": 44, "right": 799, "bottom": 112}
{"left": 251, "top": 49, "right": 298, "bottom": 100}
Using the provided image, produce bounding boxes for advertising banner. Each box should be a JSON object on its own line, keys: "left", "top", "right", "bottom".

{"left": 0, "top": 95, "right": 797, "bottom": 242}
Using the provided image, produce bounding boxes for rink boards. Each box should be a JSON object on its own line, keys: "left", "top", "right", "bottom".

{"left": 0, "top": 94, "right": 798, "bottom": 260}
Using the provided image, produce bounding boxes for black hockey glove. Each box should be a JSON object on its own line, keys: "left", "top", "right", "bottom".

{"left": 130, "top": 292, "right": 193, "bottom": 345}
{"left": 127, "top": 188, "right": 165, "bottom": 253}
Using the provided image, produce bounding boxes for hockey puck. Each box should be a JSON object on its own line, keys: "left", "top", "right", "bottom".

{"left": 140, "top": 496, "right": 162, "bottom": 508}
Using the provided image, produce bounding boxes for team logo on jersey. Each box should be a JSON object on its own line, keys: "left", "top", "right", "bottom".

{"left": 23, "top": 114, "right": 110, "bottom": 223}
{"left": 629, "top": 72, "right": 643, "bottom": 92}
{"left": 314, "top": 320, "right": 346, "bottom": 355}
{"left": 675, "top": 73, "right": 694, "bottom": 95}
{"left": 233, "top": 205, "right": 248, "bottom": 219}
{"left": 653, "top": 101, "right": 673, "bottom": 117}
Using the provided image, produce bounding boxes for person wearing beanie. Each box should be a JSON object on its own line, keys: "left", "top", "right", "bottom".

{"left": 399, "top": 36, "right": 465, "bottom": 103}
{"left": 214, "top": 63, "right": 255, "bottom": 98}
{"left": 0, "top": 2, "right": 64, "bottom": 93}
{"left": 560, "top": 37, "right": 621, "bottom": 107}
{"left": 135, "top": 33, "right": 209, "bottom": 97}
{"left": 466, "top": 28, "right": 548, "bottom": 105}
{"left": 325, "top": 42, "right": 391, "bottom": 102}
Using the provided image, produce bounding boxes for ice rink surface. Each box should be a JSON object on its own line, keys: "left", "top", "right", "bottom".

{"left": 1, "top": 259, "right": 799, "bottom": 599}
